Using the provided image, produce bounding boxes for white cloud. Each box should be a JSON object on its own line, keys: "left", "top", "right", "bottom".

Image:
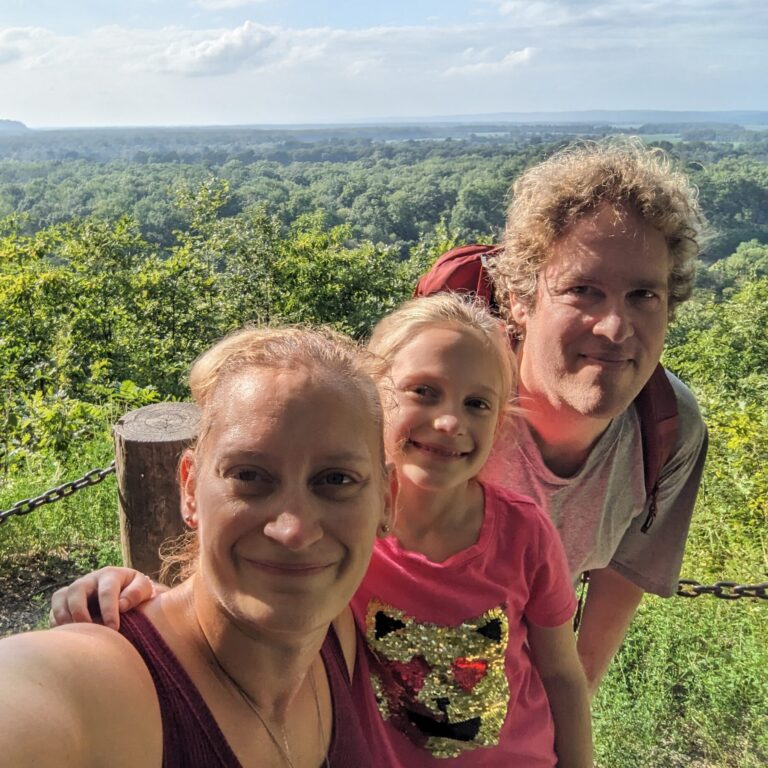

{"left": 445, "top": 46, "right": 536, "bottom": 76}
{"left": 0, "top": 27, "right": 61, "bottom": 67}
{"left": 193, "top": 0, "right": 269, "bottom": 9}
{"left": 485, "top": 0, "right": 768, "bottom": 34}
{"left": 145, "top": 20, "right": 278, "bottom": 76}
{"left": 0, "top": 5, "right": 764, "bottom": 127}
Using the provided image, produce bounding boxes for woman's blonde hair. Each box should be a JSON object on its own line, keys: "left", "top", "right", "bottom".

{"left": 367, "top": 293, "right": 517, "bottom": 418}
{"left": 160, "top": 324, "right": 384, "bottom": 583}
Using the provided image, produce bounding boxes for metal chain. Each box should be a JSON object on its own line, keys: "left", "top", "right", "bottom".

{"left": 0, "top": 462, "right": 116, "bottom": 525}
{"left": 676, "top": 579, "right": 768, "bottom": 601}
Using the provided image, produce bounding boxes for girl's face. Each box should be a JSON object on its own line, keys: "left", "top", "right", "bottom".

{"left": 182, "top": 366, "right": 391, "bottom": 635}
{"left": 385, "top": 324, "right": 505, "bottom": 494}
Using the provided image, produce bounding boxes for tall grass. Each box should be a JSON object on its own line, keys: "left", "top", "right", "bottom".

{"left": 593, "top": 446, "right": 768, "bottom": 768}
{"left": 594, "top": 596, "right": 767, "bottom": 767}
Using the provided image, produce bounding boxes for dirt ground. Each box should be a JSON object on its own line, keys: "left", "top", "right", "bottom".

{"left": 0, "top": 550, "right": 100, "bottom": 637}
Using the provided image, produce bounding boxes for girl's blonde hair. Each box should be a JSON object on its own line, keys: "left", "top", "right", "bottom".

{"left": 367, "top": 293, "right": 517, "bottom": 417}
{"left": 161, "top": 324, "right": 384, "bottom": 584}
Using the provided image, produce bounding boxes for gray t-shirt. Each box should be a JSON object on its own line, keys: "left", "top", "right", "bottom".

{"left": 483, "top": 371, "right": 708, "bottom": 597}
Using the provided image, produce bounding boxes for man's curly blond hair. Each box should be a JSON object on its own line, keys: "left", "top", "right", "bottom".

{"left": 491, "top": 138, "right": 708, "bottom": 332}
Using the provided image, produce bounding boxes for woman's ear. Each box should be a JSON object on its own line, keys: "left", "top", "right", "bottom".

{"left": 378, "top": 463, "right": 398, "bottom": 537}
{"left": 179, "top": 450, "right": 198, "bottom": 528}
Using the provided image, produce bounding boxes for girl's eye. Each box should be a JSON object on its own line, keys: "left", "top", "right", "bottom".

{"left": 466, "top": 398, "right": 492, "bottom": 411}
{"left": 232, "top": 469, "right": 259, "bottom": 483}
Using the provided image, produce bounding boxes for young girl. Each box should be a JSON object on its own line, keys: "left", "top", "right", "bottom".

{"left": 52, "top": 295, "right": 593, "bottom": 767}
{"left": 357, "top": 294, "right": 591, "bottom": 767}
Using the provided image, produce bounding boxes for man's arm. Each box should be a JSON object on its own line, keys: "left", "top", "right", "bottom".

{"left": 528, "top": 620, "right": 594, "bottom": 768}
{"left": 576, "top": 566, "right": 644, "bottom": 697}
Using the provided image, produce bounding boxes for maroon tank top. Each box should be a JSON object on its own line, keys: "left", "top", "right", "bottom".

{"left": 119, "top": 610, "right": 376, "bottom": 767}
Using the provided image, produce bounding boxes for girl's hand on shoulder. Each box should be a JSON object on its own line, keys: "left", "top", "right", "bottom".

{"left": 49, "top": 567, "right": 155, "bottom": 631}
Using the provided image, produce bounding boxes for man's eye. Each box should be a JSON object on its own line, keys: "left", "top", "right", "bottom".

{"left": 567, "top": 285, "right": 596, "bottom": 296}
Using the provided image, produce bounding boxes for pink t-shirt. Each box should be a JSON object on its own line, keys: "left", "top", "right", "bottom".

{"left": 352, "top": 483, "right": 576, "bottom": 767}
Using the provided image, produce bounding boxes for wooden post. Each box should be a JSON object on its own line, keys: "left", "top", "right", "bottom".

{"left": 113, "top": 402, "right": 201, "bottom": 582}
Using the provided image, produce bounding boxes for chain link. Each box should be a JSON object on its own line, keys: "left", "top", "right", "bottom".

{"left": 676, "top": 579, "right": 768, "bottom": 601}
{"left": 0, "top": 462, "right": 116, "bottom": 525}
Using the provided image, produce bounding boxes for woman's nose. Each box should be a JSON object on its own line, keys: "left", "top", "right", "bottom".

{"left": 263, "top": 505, "right": 324, "bottom": 550}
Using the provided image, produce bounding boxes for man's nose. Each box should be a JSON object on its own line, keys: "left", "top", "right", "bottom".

{"left": 592, "top": 302, "right": 634, "bottom": 343}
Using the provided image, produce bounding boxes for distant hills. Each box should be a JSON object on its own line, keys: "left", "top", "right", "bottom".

{"left": 0, "top": 119, "right": 29, "bottom": 133}
{"left": 370, "top": 110, "right": 768, "bottom": 127}
{"left": 2, "top": 111, "right": 767, "bottom": 132}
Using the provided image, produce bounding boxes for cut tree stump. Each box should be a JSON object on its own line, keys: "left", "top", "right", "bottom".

{"left": 113, "top": 402, "right": 200, "bottom": 582}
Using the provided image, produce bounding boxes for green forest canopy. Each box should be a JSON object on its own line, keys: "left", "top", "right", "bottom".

{"left": 0, "top": 127, "right": 766, "bottom": 767}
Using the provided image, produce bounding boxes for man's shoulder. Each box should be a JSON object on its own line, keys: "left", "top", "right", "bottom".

{"left": 664, "top": 369, "right": 703, "bottom": 420}
{"left": 620, "top": 369, "right": 705, "bottom": 441}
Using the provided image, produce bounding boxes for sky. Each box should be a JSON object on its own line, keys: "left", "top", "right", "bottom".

{"left": 0, "top": 0, "right": 765, "bottom": 128}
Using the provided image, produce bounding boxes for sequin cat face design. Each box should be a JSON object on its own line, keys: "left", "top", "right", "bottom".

{"left": 365, "top": 599, "right": 509, "bottom": 759}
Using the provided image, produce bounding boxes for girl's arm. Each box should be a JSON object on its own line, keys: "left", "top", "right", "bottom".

{"left": 528, "top": 620, "right": 594, "bottom": 768}
{"left": 50, "top": 566, "right": 158, "bottom": 630}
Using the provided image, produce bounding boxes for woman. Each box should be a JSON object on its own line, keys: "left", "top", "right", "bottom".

{"left": 0, "top": 325, "right": 394, "bottom": 767}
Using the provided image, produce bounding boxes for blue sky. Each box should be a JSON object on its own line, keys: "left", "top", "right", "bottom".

{"left": 1, "top": 0, "right": 765, "bottom": 128}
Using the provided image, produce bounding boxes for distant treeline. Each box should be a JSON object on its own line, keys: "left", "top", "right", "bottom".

{"left": 1, "top": 129, "right": 767, "bottom": 261}
{"left": 2, "top": 122, "right": 768, "bottom": 163}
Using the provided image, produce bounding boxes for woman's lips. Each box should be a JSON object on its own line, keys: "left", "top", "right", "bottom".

{"left": 241, "top": 559, "right": 334, "bottom": 576}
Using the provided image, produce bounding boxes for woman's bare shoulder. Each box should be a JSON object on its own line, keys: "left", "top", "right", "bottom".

{"left": 0, "top": 623, "right": 162, "bottom": 767}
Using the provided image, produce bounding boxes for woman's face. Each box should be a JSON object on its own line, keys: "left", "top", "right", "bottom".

{"left": 182, "top": 365, "right": 390, "bottom": 635}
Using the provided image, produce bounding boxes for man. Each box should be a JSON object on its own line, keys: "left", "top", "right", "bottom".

{"left": 483, "top": 138, "right": 708, "bottom": 696}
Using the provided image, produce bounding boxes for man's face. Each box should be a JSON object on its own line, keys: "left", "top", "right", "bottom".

{"left": 511, "top": 204, "right": 671, "bottom": 424}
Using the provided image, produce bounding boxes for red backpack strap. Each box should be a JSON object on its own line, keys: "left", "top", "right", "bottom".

{"left": 634, "top": 363, "right": 679, "bottom": 532}
{"left": 414, "top": 244, "right": 503, "bottom": 312}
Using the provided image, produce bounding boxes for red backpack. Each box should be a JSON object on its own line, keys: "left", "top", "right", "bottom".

{"left": 414, "top": 244, "right": 678, "bottom": 532}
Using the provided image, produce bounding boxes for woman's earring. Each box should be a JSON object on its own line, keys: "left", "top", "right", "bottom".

{"left": 184, "top": 515, "right": 197, "bottom": 529}
{"left": 379, "top": 522, "right": 391, "bottom": 535}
